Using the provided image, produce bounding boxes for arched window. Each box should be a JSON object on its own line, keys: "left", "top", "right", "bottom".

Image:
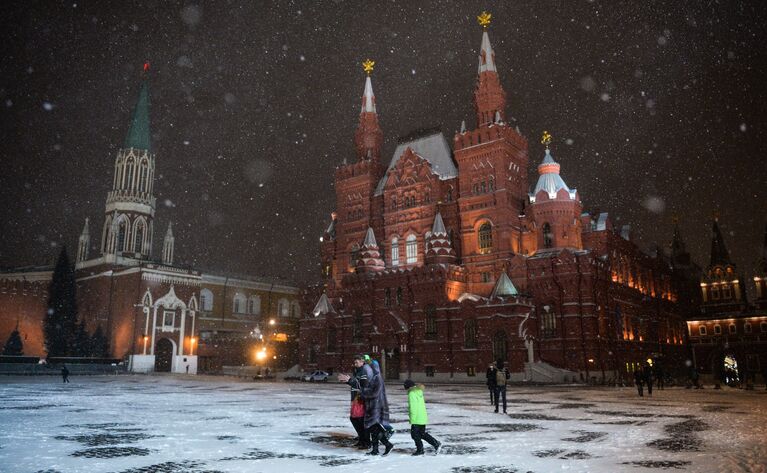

{"left": 464, "top": 319, "right": 477, "bottom": 348}
{"left": 278, "top": 298, "right": 290, "bottom": 317}
{"left": 200, "top": 288, "right": 213, "bottom": 311}
{"left": 488, "top": 177, "right": 494, "bottom": 192}
{"left": 478, "top": 222, "right": 492, "bottom": 253}
{"left": 233, "top": 293, "right": 246, "bottom": 314}
{"left": 384, "top": 288, "right": 391, "bottom": 307}
{"left": 391, "top": 198, "right": 397, "bottom": 211}
{"left": 391, "top": 237, "right": 399, "bottom": 267}
{"left": 350, "top": 244, "right": 360, "bottom": 268}
{"left": 252, "top": 296, "right": 265, "bottom": 315}
{"left": 142, "top": 290, "right": 152, "bottom": 307}
{"left": 425, "top": 305, "right": 437, "bottom": 340}
{"left": 492, "top": 331, "right": 508, "bottom": 362}
{"left": 396, "top": 287, "right": 403, "bottom": 305}
{"left": 133, "top": 220, "right": 145, "bottom": 254}
{"left": 447, "top": 188, "right": 453, "bottom": 202}
{"left": 125, "top": 157, "right": 135, "bottom": 189}
{"left": 117, "top": 218, "right": 129, "bottom": 253}
{"left": 541, "top": 308, "right": 556, "bottom": 337}
{"left": 543, "top": 222, "right": 553, "bottom": 248}
{"left": 291, "top": 301, "right": 300, "bottom": 318}
{"left": 138, "top": 161, "right": 149, "bottom": 192}
{"left": 406, "top": 234, "right": 417, "bottom": 264}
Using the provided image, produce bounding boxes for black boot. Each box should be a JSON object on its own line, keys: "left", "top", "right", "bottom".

{"left": 412, "top": 449, "right": 424, "bottom": 456}
{"left": 366, "top": 447, "right": 379, "bottom": 456}
{"left": 383, "top": 441, "right": 394, "bottom": 456}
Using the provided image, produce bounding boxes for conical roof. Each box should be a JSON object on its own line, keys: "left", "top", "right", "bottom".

{"left": 124, "top": 80, "right": 151, "bottom": 151}
{"left": 363, "top": 227, "right": 378, "bottom": 247}
{"left": 361, "top": 75, "right": 377, "bottom": 113}
{"left": 312, "top": 293, "right": 335, "bottom": 316}
{"left": 478, "top": 31, "right": 497, "bottom": 73}
{"left": 431, "top": 212, "right": 447, "bottom": 236}
{"left": 532, "top": 148, "right": 574, "bottom": 199}
{"left": 709, "top": 220, "right": 732, "bottom": 268}
{"left": 490, "top": 272, "right": 518, "bottom": 299}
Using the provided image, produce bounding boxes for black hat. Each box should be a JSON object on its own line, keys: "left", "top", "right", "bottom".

{"left": 403, "top": 379, "right": 415, "bottom": 390}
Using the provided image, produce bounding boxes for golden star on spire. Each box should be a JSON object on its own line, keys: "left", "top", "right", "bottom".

{"left": 541, "top": 130, "right": 552, "bottom": 148}
{"left": 362, "top": 59, "right": 375, "bottom": 75}
{"left": 477, "top": 11, "right": 492, "bottom": 28}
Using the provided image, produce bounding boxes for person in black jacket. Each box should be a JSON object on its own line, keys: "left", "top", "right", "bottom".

{"left": 485, "top": 362, "right": 497, "bottom": 406}
{"left": 61, "top": 364, "right": 70, "bottom": 384}
{"left": 494, "top": 360, "right": 510, "bottom": 413}
{"left": 338, "top": 354, "right": 371, "bottom": 449}
{"left": 634, "top": 367, "right": 645, "bottom": 396}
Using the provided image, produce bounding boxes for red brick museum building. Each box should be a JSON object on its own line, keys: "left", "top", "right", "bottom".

{"left": 299, "top": 24, "right": 690, "bottom": 383}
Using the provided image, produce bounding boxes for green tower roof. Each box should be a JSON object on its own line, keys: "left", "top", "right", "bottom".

{"left": 124, "top": 80, "right": 151, "bottom": 151}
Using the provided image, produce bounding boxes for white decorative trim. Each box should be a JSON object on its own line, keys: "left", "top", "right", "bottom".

{"left": 155, "top": 285, "right": 187, "bottom": 310}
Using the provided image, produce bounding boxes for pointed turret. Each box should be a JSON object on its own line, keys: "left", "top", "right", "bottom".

{"left": 356, "top": 227, "right": 385, "bottom": 273}
{"left": 162, "top": 222, "right": 175, "bottom": 265}
{"left": 473, "top": 17, "right": 507, "bottom": 127}
{"left": 76, "top": 218, "right": 90, "bottom": 263}
{"left": 426, "top": 212, "right": 456, "bottom": 265}
{"left": 354, "top": 60, "right": 383, "bottom": 161}
{"left": 101, "top": 65, "right": 157, "bottom": 259}
{"left": 530, "top": 148, "right": 577, "bottom": 202}
{"left": 312, "top": 293, "right": 335, "bottom": 317}
{"left": 124, "top": 79, "right": 151, "bottom": 151}
{"left": 490, "top": 272, "right": 518, "bottom": 299}
{"left": 709, "top": 219, "right": 732, "bottom": 268}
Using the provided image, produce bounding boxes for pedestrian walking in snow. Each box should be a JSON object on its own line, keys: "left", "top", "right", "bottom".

{"left": 494, "top": 360, "right": 510, "bottom": 413}
{"left": 338, "top": 354, "right": 371, "bottom": 449}
{"left": 61, "top": 364, "right": 70, "bottom": 383}
{"left": 643, "top": 364, "right": 654, "bottom": 396}
{"left": 654, "top": 364, "right": 664, "bottom": 390}
{"left": 485, "top": 362, "right": 497, "bottom": 405}
{"left": 404, "top": 379, "right": 442, "bottom": 456}
{"left": 361, "top": 358, "right": 394, "bottom": 456}
{"left": 634, "top": 368, "right": 644, "bottom": 396}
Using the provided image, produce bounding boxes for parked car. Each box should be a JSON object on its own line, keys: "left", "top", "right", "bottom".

{"left": 302, "top": 370, "right": 329, "bottom": 382}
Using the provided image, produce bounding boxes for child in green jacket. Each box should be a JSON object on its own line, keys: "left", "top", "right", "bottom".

{"left": 404, "top": 379, "right": 442, "bottom": 456}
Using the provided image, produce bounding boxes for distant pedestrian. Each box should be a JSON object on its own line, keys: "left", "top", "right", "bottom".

{"left": 404, "top": 379, "right": 442, "bottom": 456}
{"left": 485, "top": 362, "right": 497, "bottom": 405}
{"left": 61, "top": 365, "right": 70, "bottom": 384}
{"left": 691, "top": 367, "right": 701, "bottom": 389}
{"left": 654, "top": 364, "right": 664, "bottom": 390}
{"left": 643, "top": 364, "right": 654, "bottom": 396}
{"left": 494, "top": 360, "right": 510, "bottom": 413}
{"left": 634, "top": 368, "right": 644, "bottom": 397}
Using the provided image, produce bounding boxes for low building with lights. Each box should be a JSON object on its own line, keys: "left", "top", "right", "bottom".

{"left": 0, "top": 70, "right": 301, "bottom": 374}
{"left": 299, "top": 17, "right": 689, "bottom": 383}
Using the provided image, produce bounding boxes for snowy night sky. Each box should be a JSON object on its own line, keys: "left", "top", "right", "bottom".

{"left": 0, "top": 1, "right": 765, "bottom": 285}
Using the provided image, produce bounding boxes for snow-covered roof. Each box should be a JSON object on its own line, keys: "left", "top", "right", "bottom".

{"left": 530, "top": 149, "right": 577, "bottom": 201}
{"left": 312, "top": 293, "right": 335, "bottom": 317}
{"left": 478, "top": 31, "right": 497, "bottom": 73}
{"left": 361, "top": 76, "right": 376, "bottom": 114}
{"left": 431, "top": 211, "right": 447, "bottom": 236}
{"left": 374, "top": 132, "right": 457, "bottom": 196}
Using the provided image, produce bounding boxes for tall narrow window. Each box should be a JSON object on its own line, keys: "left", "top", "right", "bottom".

{"left": 396, "top": 287, "right": 403, "bottom": 305}
{"left": 384, "top": 288, "right": 391, "bottom": 307}
{"left": 353, "top": 313, "right": 363, "bottom": 342}
{"left": 125, "top": 158, "right": 135, "bottom": 190}
{"left": 406, "top": 235, "right": 417, "bottom": 264}
{"left": 326, "top": 327, "right": 337, "bottom": 352}
{"left": 425, "top": 305, "right": 437, "bottom": 340}
{"left": 117, "top": 219, "right": 128, "bottom": 252}
{"left": 492, "top": 331, "right": 508, "bottom": 362}
{"left": 200, "top": 289, "right": 213, "bottom": 311}
{"left": 464, "top": 319, "right": 477, "bottom": 348}
{"left": 478, "top": 222, "right": 492, "bottom": 253}
{"left": 134, "top": 222, "right": 144, "bottom": 254}
{"left": 543, "top": 223, "right": 553, "bottom": 248}
{"left": 139, "top": 162, "right": 149, "bottom": 192}
{"left": 391, "top": 237, "right": 399, "bottom": 267}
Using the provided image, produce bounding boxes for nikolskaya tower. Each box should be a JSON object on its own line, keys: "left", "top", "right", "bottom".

{"left": 98, "top": 64, "right": 157, "bottom": 261}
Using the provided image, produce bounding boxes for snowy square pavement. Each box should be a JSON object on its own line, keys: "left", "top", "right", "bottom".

{"left": 1, "top": 376, "right": 765, "bottom": 473}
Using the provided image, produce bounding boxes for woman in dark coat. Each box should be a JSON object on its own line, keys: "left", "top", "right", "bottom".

{"left": 361, "top": 360, "right": 393, "bottom": 455}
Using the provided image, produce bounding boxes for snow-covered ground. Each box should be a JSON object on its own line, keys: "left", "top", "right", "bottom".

{"left": 1, "top": 376, "right": 765, "bottom": 473}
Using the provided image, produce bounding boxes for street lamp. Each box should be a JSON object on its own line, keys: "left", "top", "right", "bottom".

{"left": 190, "top": 337, "right": 196, "bottom": 355}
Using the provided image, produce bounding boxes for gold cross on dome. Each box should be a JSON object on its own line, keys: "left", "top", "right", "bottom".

{"left": 477, "top": 11, "right": 492, "bottom": 28}
{"left": 362, "top": 59, "right": 375, "bottom": 75}
{"left": 541, "top": 130, "right": 552, "bottom": 148}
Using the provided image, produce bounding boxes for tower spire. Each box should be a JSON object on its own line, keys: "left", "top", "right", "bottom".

{"left": 473, "top": 12, "right": 507, "bottom": 127}
{"left": 426, "top": 212, "right": 456, "bottom": 265}
{"left": 709, "top": 218, "right": 732, "bottom": 268}
{"left": 354, "top": 59, "right": 383, "bottom": 161}
{"left": 124, "top": 65, "right": 151, "bottom": 151}
{"left": 162, "top": 222, "right": 175, "bottom": 265}
{"left": 77, "top": 218, "right": 90, "bottom": 263}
